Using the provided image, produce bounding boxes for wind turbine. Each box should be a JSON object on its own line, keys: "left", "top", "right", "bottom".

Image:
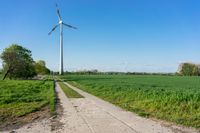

{"left": 48, "top": 4, "right": 77, "bottom": 75}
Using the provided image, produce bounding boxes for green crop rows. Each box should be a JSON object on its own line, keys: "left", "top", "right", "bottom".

{"left": 60, "top": 74, "right": 200, "bottom": 128}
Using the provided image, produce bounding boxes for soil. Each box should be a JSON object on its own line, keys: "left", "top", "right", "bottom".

{"left": 0, "top": 106, "right": 50, "bottom": 131}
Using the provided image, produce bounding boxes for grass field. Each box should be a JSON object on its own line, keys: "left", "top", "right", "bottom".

{"left": 60, "top": 74, "right": 200, "bottom": 128}
{"left": 58, "top": 82, "right": 83, "bottom": 98}
{"left": 0, "top": 80, "right": 55, "bottom": 127}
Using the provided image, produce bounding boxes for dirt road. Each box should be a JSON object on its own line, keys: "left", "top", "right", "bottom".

{"left": 3, "top": 82, "right": 199, "bottom": 133}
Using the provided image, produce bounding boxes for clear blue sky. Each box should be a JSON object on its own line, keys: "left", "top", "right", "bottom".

{"left": 0, "top": 0, "right": 200, "bottom": 72}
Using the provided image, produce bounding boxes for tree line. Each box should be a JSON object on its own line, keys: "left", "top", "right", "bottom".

{"left": 62, "top": 64, "right": 200, "bottom": 76}
{"left": 0, "top": 44, "right": 50, "bottom": 80}
{"left": 62, "top": 70, "right": 175, "bottom": 76}
{"left": 1, "top": 44, "right": 199, "bottom": 79}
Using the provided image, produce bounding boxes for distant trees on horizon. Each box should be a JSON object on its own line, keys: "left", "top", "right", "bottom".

{"left": 62, "top": 70, "right": 175, "bottom": 76}
{"left": 1, "top": 44, "right": 199, "bottom": 78}
{"left": 63, "top": 64, "right": 200, "bottom": 76}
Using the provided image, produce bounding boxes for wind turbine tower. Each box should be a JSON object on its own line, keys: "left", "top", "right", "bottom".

{"left": 48, "top": 4, "right": 77, "bottom": 75}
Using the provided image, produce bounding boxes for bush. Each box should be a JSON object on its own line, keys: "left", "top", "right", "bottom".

{"left": 34, "top": 60, "right": 50, "bottom": 75}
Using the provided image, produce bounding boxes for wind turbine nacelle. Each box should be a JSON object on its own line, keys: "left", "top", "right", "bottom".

{"left": 59, "top": 20, "right": 63, "bottom": 24}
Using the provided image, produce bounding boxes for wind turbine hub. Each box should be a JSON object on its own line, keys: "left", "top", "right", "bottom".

{"left": 59, "top": 20, "right": 63, "bottom": 24}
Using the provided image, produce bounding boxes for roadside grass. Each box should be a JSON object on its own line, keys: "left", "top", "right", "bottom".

{"left": 58, "top": 82, "right": 83, "bottom": 98}
{"left": 0, "top": 74, "right": 3, "bottom": 80}
{"left": 42, "top": 75, "right": 54, "bottom": 81}
{"left": 60, "top": 74, "right": 200, "bottom": 128}
{"left": 0, "top": 80, "right": 56, "bottom": 127}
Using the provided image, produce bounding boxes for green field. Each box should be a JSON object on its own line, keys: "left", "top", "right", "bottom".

{"left": 60, "top": 75, "right": 200, "bottom": 128}
{"left": 0, "top": 80, "right": 55, "bottom": 127}
{"left": 58, "top": 82, "right": 83, "bottom": 98}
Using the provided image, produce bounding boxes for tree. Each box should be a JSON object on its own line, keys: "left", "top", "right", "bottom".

{"left": 0, "top": 44, "right": 36, "bottom": 80}
{"left": 178, "top": 63, "right": 198, "bottom": 76}
{"left": 34, "top": 60, "right": 50, "bottom": 75}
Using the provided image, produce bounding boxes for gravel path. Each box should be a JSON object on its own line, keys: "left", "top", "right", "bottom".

{"left": 3, "top": 82, "right": 199, "bottom": 133}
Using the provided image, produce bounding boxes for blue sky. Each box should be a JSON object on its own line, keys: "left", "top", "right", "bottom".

{"left": 0, "top": 0, "right": 200, "bottom": 72}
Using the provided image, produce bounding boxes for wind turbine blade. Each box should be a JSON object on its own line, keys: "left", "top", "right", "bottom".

{"left": 63, "top": 23, "right": 77, "bottom": 29}
{"left": 48, "top": 25, "right": 59, "bottom": 35}
{"left": 56, "top": 4, "right": 62, "bottom": 21}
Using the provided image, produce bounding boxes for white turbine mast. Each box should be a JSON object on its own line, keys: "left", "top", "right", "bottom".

{"left": 48, "top": 4, "right": 77, "bottom": 75}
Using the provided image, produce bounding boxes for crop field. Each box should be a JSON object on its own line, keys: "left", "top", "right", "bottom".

{"left": 0, "top": 80, "right": 55, "bottom": 128}
{"left": 60, "top": 74, "right": 200, "bottom": 128}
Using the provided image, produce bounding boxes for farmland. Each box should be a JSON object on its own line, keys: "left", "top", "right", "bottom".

{"left": 0, "top": 80, "right": 55, "bottom": 129}
{"left": 60, "top": 74, "right": 200, "bottom": 128}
